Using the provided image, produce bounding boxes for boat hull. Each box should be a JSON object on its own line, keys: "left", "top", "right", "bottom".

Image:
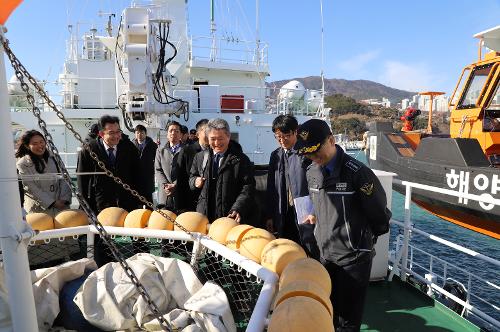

{"left": 366, "top": 124, "right": 500, "bottom": 239}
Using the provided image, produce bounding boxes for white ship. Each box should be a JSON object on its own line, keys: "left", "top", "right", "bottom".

{"left": 0, "top": 1, "right": 498, "bottom": 332}
{"left": 7, "top": 0, "right": 328, "bottom": 167}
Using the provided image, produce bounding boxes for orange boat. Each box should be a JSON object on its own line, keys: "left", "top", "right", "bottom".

{"left": 367, "top": 26, "right": 500, "bottom": 239}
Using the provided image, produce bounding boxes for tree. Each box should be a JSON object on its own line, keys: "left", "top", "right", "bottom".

{"left": 330, "top": 117, "right": 367, "bottom": 139}
{"left": 325, "top": 94, "right": 370, "bottom": 116}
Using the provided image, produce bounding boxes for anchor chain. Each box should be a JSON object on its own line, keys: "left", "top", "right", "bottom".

{"left": 1, "top": 34, "right": 196, "bottom": 331}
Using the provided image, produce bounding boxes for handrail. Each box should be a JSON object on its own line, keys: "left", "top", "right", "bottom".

{"left": 395, "top": 179, "right": 500, "bottom": 206}
{"left": 389, "top": 177, "right": 499, "bottom": 329}
{"left": 390, "top": 219, "right": 500, "bottom": 267}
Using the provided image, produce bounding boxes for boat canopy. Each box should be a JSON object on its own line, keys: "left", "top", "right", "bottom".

{"left": 474, "top": 25, "right": 500, "bottom": 52}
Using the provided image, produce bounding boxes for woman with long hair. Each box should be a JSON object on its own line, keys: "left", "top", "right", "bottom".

{"left": 16, "top": 130, "right": 71, "bottom": 216}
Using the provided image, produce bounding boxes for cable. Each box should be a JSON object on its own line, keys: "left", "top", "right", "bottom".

{"left": 117, "top": 93, "right": 134, "bottom": 132}
{"left": 115, "top": 15, "right": 126, "bottom": 83}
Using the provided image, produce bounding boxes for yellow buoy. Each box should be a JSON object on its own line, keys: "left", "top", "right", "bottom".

{"left": 268, "top": 296, "right": 334, "bottom": 332}
{"left": 208, "top": 217, "right": 239, "bottom": 244}
{"left": 97, "top": 207, "right": 128, "bottom": 227}
{"left": 225, "top": 224, "right": 254, "bottom": 250}
{"left": 26, "top": 212, "right": 54, "bottom": 231}
{"left": 54, "top": 209, "right": 89, "bottom": 228}
{"left": 279, "top": 258, "right": 331, "bottom": 295}
{"left": 273, "top": 280, "right": 333, "bottom": 317}
{"left": 174, "top": 211, "right": 209, "bottom": 234}
{"left": 124, "top": 209, "right": 152, "bottom": 228}
{"left": 260, "top": 239, "right": 306, "bottom": 275}
{"left": 239, "top": 228, "right": 276, "bottom": 263}
{"left": 147, "top": 210, "right": 176, "bottom": 230}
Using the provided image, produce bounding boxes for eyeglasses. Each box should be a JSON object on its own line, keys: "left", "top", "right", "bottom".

{"left": 104, "top": 130, "right": 122, "bottom": 136}
{"left": 274, "top": 132, "right": 294, "bottom": 140}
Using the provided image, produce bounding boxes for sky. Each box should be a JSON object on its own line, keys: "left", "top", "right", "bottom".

{"left": 2, "top": 0, "right": 500, "bottom": 96}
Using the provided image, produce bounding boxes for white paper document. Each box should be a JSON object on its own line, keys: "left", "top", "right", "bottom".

{"left": 293, "top": 195, "right": 314, "bottom": 224}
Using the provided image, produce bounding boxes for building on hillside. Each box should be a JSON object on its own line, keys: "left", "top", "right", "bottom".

{"left": 360, "top": 97, "right": 391, "bottom": 108}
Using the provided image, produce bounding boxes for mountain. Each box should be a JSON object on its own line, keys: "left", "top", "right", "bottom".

{"left": 269, "top": 76, "right": 415, "bottom": 105}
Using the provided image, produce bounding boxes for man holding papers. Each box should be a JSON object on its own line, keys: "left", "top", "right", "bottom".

{"left": 265, "top": 115, "right": 320, "bottom": 259}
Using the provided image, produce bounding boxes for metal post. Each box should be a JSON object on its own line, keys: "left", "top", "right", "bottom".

{"left": 87, "top": 231, "right": 95, "bottom": 259}
{"left": 0, "top": 26, "right": 38, "bottom": 331}
{"left": 400, "top": 184, "right": 412, "bottom": 281}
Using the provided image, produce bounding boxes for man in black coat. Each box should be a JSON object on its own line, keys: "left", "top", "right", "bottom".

{"left": 265, "top": 115, "right": 320, "bottom": 259}
{"left": 132, "top": 124, "right": 158, "bottom": 206}
{"left": 176, "top": 119, "right": 209, "bottom": 212}
{"left": 77, "top": 115, "right": 142, "bottom": 213}
{"left": 189, "top": 118, "right": 255, "bottom": 223}
{"left": 77, "top": 115, "right": 143, "bottom": 266}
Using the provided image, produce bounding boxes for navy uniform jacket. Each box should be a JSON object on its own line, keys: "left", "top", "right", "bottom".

{"left": 306, "top": 146, "right": 391, "bottom": 266}
{"left": 266, "top": 147, "right": 311, "bottom": 236}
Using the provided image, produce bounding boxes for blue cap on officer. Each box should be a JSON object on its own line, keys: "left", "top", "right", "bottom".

{"left": 294, "top": 119, "right": 332, "bottom": 155}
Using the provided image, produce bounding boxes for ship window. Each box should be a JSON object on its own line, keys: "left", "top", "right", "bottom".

{"left": 483, "top": 81, "right": 500, "bottom": 132}
{"left": 458, "top": 64, "right": 493, "bottom": 108}
{"left": 450, "top": 68, "right": 470, "bottom": 106}
{"left": 486, "top": 80, "right": 500, "bottom": 111}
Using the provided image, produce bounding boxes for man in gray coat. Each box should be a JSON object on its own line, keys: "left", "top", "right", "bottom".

{"left": 155, "top": 120, "right": 184, "bottom": 211}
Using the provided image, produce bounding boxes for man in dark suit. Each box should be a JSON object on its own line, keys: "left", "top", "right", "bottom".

{"left": 189, "top": 118, "right": 255, "bottom": 223}
{"left": 77, "top": 115, "right": 142, "bottom": 213}
{"left": 132, "top": 124, "right": 158, "bottom": 206}
{"left": 265, "top": 115, "right": 320, "bottom": 259}
{"left": 176, "top": 119, "right": 209, "bottom": 212}
{"left": 77, "top": 115, "right": 142, "bottom": 265}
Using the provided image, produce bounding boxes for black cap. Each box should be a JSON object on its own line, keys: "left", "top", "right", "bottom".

{"left": 189, "top": 129, "right": 197, "bottom": 135}
{"left": 294, "top": 119, "right": 332, "bottom": 155}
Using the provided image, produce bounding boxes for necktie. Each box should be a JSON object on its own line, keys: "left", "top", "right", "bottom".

{"left": 212, "top": 153, "right": 221, "bottom": 177}
{"left": 107, "top": 147, "right": 116, "bottom": 166}
{"left": 284, "top": 151, "right": 294, "bottom": 207}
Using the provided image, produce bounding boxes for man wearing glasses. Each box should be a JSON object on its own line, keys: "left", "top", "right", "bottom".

{"left": 77, "top": 115, "right": 143, "bottom": 266}
{"left": 77, "top": 115, "right": 142, "bottom": 214}
{"left": 265, "top": 115, "right": 320, "bottom": 259}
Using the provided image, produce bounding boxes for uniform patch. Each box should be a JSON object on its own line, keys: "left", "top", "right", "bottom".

{"left": 345, "top": 160, "right": 361, "bottom": 172}
{"left": 360, "top": 182, "right": 374, "bottom": 195}
{"left": 336, "top": 182, "right": 347, "bottom": 191}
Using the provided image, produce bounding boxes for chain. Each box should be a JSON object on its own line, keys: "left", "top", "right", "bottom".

{"left": 1, "top": 35, "right": 200, "bottom": 331}
{"left": 458, "top": 115, "right": 468, "bottom": 138}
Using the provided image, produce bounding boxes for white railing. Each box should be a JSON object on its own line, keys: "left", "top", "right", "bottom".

{"left": 190, "top": 35, "right": 268, "bottom": 67}
{"left": 4, "top": 226, "right": 278, "bottom": 332}
{"left": 389, "top": 179, "right": 500, "bottom": 329}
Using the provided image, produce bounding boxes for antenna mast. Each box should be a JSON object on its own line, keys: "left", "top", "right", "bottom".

{"left": 210, "top": 0, "right": 217, "bottom": 61}
{"left": 318, "top": 0, "right": 326, "bottom": 116}
{"left": 255, "top": 0, "right": 260, "bottom": 65}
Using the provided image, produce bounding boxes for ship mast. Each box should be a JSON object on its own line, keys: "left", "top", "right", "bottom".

{"left": 419, "top": 91, "right": 445, "bottom": 134}
{"left": 210, "top": 0, "right": 217, "bottom": 61}
{"left": 319, "top": 0, "right": 326, "bottom": 117}
{"left": 255, "top": 0, "right": 260, "bottom": 66}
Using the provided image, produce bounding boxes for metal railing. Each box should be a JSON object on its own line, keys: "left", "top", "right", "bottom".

{"left": 190, "top": 35, "right": 268, "bottom": 67}
{"left": 389, "top": 179, "right": 500, "bottom": 329}
{"left": 9, "top": 226, "right": 278, "bottom": 332}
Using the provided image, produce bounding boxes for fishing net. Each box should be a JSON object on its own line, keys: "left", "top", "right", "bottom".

{"left": 1, "top": 230, "right": 266, "bottom": 331}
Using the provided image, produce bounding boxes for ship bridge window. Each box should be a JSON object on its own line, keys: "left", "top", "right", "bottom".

{"left": 450, "top": 68, "right": 470, "bottom": 106}
{"left": 458, "top": 64, "right": 494, "bottom": 108}
{"left": 483, "top": 81, "right": 500, "bottom": 132}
